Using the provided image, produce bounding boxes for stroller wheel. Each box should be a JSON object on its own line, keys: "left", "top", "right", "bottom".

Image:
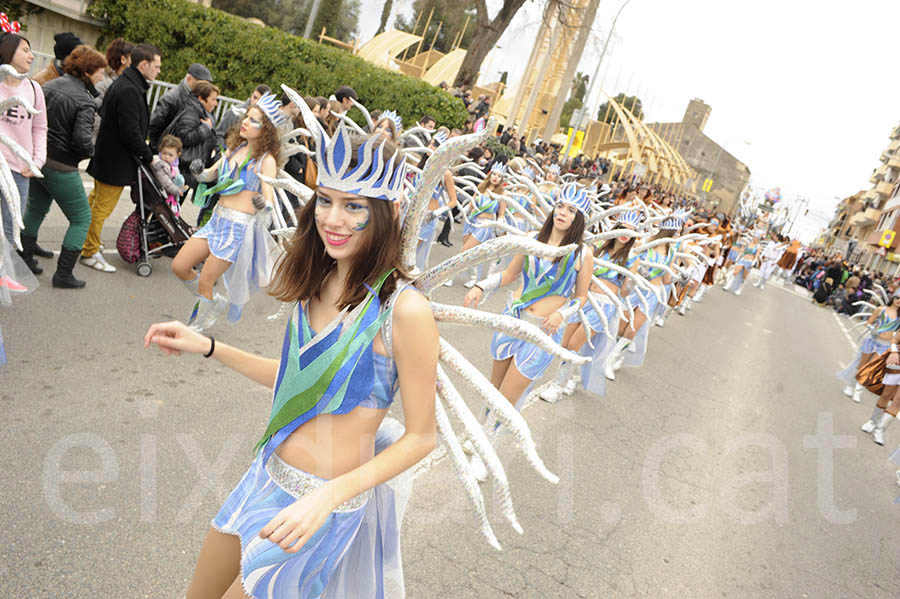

{"left": 137, "top": 262, "right": 152, "bottom": 277}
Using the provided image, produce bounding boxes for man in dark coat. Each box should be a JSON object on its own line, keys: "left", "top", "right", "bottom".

{"left": 80, "top": 43, "right": 161, "bottom": 273}
{"left": 148, "top": 62, "right": 212, "bottom": 152}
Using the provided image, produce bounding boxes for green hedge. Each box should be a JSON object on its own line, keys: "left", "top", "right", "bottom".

{"left": 88, "top": 0, "right": 468, "bottom": 128}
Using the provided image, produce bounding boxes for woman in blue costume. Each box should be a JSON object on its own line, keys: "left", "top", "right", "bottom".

{"left": 539, "top": 210, "right": 641, "bottom": 402}
{"left": 461, "top": 162, "right": 507, "bottom": 288}
{"left": 172, "top": 92, "right": 284, "bottom": 331}
{"left": 414, "top": 130, "right": 458, "bottom": 273}
{"left": 603, "top": 210, "right": 651, "bottom": 381}
{"left": 462, "top": 182, "right": 592, "bottom": 480}
{"left": 615, "top": 216, "right": 681, "bottom": 372}
{"left": 145, "top": 126, "right": 439, "bottom": 598}
{"left": 723, "top": 232, "right": 759, "bottom": 296}
{"left": 839, "top": 292, "right": 900, "bottom": 403}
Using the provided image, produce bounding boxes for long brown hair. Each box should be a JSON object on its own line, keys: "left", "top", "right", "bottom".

{"left": 596, "top": 235, "right": 635, "bottom": 266}
{"left": 225, "top": 106, "right": 282, "bottom": 164}
{"left": 478, "top": 175, "right": 505, "bottom": 194}
{"left": 268, "top": 136, "right": 408, "bottom": 309}
{"left": 536, "top": 207, "right": 585, "bottom": 263}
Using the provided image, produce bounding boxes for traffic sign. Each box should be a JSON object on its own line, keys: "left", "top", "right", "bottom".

{"left": 879, "top": 229, "right": 896, "bottom": 248}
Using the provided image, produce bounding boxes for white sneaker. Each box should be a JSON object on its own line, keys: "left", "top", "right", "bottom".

{"left": 842, "top": 385, "right": 854, "bottom": 397}
{"left": 80, "top": 251, "right": 116, "bottom": 272}
{"left": 852, "top": 389, "right": 862, "bottom": 403}
{"left": 861, "top": 419, "right": 877, "bottom": 434}
{"left": 539, "top": 383, "right": 564, "bottom": 403}
{"left": 563, "top": 375, "right": 578, "bottom": 396}
{"left": 752, "top": 280, "right": 760, "bottom": 288}
{"left": 874, "top": 428, "right": 886, "bottom": 446}
{"left": 443, "top": 278, "right": 453, "bottom": 287}
{"left": 677, "top": 304, "right": 687, "bottom": 315}
{"left": 655, "top": 316, "right": 665, "bottom": 327}
{"left": 734, "top": 288, "right": 742, "bottom": 296}
{"left": 469, "top": 453, "right": 487, "bottom": 482}
{"left": 604, "top": 363, "right": 616, "bottom": 381}
{"left": 463, "top": 278, "right": 477, "bottom": 289}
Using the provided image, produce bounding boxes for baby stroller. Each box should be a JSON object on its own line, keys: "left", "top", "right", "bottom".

{"left": 117, "top": 162, "right": 192, "bottom": 277}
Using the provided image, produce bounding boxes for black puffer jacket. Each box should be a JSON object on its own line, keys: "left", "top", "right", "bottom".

{"left": 42, "top": 73, "right": 96, "bottom": 167}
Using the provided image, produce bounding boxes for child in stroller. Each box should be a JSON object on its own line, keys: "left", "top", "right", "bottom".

{"left": 151, "top": 135, "right": 188, "bottom": 217}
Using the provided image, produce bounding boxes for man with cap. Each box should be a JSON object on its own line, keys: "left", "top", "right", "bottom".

{"left": 148, "top": 62, "right": 212, "bottom": 152}
{"left": 33, "top": 32, "right": 83, "bottom": 85}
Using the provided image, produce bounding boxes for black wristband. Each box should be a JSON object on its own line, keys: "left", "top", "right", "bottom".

{"left": 203, "top": 336, "right": 215, "bottom": 358}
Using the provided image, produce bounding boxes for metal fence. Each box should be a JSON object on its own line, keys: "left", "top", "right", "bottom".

{"left": 33, "top": 50, "right": 243, "bottom": 122}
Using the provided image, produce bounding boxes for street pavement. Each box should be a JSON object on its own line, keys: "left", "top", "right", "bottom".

{"left": 3, "top": 200, "right": 900, "bottom": 598}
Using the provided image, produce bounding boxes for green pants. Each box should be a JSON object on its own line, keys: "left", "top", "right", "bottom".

{"left": 23, "top": 167, "right": 92, "bottom": 252}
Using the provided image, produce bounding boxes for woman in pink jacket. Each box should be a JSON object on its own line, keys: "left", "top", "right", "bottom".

{"left": 0, "top": 30, "right": 48, "bottom": 273}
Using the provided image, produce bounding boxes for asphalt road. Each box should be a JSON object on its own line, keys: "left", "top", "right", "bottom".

{"left": 2, "top": 198, "right": 899, "bottom": 598}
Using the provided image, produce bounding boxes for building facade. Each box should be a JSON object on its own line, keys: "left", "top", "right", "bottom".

{"left": 647, "top": 99, "right": 750, "bottom": 215}
{"left": 841, "top": 121, "right": 900, "bottom": 273}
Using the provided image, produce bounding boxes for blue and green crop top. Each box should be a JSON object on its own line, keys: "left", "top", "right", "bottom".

{"left": 509, "top": 243, "right": 581, "bottom": 316}
{"left": 194, "top": 143, "right": 266, "bottom": 207}
{"left": 641, "top": 246, "right": 675, "bottom": 280}
{"left": 594, "top": 250, "right": 638, "bottom": 283}
{"left": 874, "top": 309, "right": 900, "bottom": 335}
{"left": 471, "top": 193, "right": 500, "bottom": 218}
{"left": 255, "top": 276, "right": 408, "bottom": 464}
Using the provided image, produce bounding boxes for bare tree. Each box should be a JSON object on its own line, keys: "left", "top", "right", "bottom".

{"left": 453, "top": 0, "right": 528, "bottom": 88}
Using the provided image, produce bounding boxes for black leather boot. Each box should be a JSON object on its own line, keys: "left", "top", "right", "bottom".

{"left": 32, "top": 241, "right": 54, "bottom": 259}
{"left": 18, "top": 235, "right": 42, "bottom": 275}
{"left": 52, "top": 247, "right": 86, "bottom": 289}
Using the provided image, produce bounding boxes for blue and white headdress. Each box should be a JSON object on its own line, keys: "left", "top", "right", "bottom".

{"left": 660, "top": 217, "right": 682, "bottom": 230}
{"left": 616, "top": 210, "right": 642, "bottom": 228}
{"left": 555, "top": 182, "right": 591, "bottom": 215}
{"left": 282, "top": 85, "right": 407, "bottom": 202}
{"left": 547, "top": 164, "right": 561, "bottom": 175}
{"left": 490, "top": 162, "right": 507, "bottom": 176}
{"left": 255, "top": 92, "right": 289, "bottom": 127}
{"left": 378, "top": 110, "right": 403, "bottom": 131}
{"left": 432, "top": 130, "right": 449, "bottom": 145}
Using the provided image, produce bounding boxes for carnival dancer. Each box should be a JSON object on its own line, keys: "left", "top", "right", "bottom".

{"left": 540, "top": 209, "right": 643, "bottom": 400}
{"left": 723, "top": 232, "right": 759, "bottom": 295}
{"left": 861, "top": 324, "right": 900, "bottom": 446}
{"left": 753, "top": 234, "right": 787, "bottom": 290}
{"left": 775, "top": 237, "right": 802, "bottom": 281}
{"left": 695, "top": 218, "right": 721, "bottom": 303}
{"left": 839, "top": 291, "right": 900, "bottom": 403}
{"left": 463, "top": 182, "right": 592, "bottom": 479}
{"left": 414, "top": 164, "right": 458, "bottom": 272}
{"left": 602, "top": 210, "right": 648, "bottom": 380}
{"left": 147, "top": 126, "right": 440, "bottom": 598}
{"left": 171, "top": 93, "right": 283, "bottom": 331}
{"left": 461, "top": 162, "right": 507, "bottom": 287}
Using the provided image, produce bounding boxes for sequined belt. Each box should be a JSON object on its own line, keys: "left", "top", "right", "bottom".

{"left": 213, "top": 203, "right": 256, "bottom": 225}
{"left": 265, "top": 454, "right": 371, "bottom": 512}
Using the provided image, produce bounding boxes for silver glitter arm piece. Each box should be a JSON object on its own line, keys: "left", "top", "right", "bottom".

{"left": 282, "top": 143, "right": 315, "bottom": 159}
{"left": 437, "top": 368, "right": 523, "bottom": 539}
{"left": 474, "top": 271, "right": 503, "bottom": 295}
{"left": 874, "top": 283, "right": 889, "bottom": 305}
{"left": 280, "top": 127, "right": 312, "bottom": 144}
{"left": 349, "top": 98, "right": 375, "bottom": 132}
{"left": 400, "top": 121, "right": 495, "bottom": 271}
{"left": 588, "top": 286, "right": 625, "bottom": 332}
{"left": 398, "top": 126, "right": 431, "bottom": 145}
{"left": 0, "top": 150, "right": 22, "bottom": 249}
{"left": 417, "top": 236, "right": 577, "bottom": 293}
{"left": 502, "top": 199, "right": 542, "bottom": 229}
{"left": 430, "top": 303, "right": 589, "bottom": 365}
{"left": 466, "top": 218, "right": 527, "bottom": 237}
{"left": 329, "top": 110, "right": 367, "bottom": 135}
{"left": 439, "top": 338, "right": 559, "bottom": 484}
{"left": 0, "top": 131, "right": 42, "bottom": 178}
{"left": 577, "top": 309, "right": 595, "bottom": 350}
{"left": 593, "top": 274, "right": 635, "bottom": 324}
{"left": 433, "top": 393, "right": 504, "bottom": 550}
{"left": 587, "top": 293, "right": 615, "bottom": 343}
{"left": 258, "top": 173, "right": 314, "bottom": 204}
{"left": 585, "top": 229, "right": 646, "bottom": 245}
{"left": 556, "top": 298, "right": 580, "bottom": 323}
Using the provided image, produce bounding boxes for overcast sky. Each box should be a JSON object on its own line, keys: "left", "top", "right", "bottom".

{"left": 357, "top": 0, "right": 899, "bottom": 241}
